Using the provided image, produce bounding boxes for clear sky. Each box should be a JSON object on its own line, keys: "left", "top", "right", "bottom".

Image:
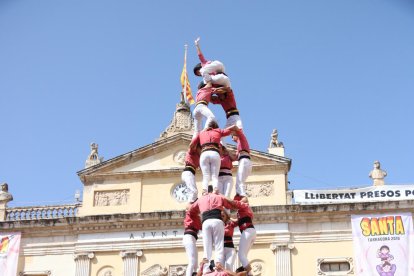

{"left": 1, "top": 0, "right": 413, "bottom": 207}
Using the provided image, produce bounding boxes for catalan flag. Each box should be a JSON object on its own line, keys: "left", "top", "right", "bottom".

{"left": 181, "top": 45, "right": 194, "bottom": 105}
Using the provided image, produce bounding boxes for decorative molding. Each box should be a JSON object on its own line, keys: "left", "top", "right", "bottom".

{"left": 173, "top": 150, "right": 187, "bottom": 165}
{"left": 169, "top": 264, "right": 187, "bottom": 276}
{"left": 74, "top": 252, "right": 95, "bottom": 260}
{"left": 270, "top": 243, "right": 294, "bottom": 252}
{"left": 250, "top": 260, "right": 265, "bottom": 276}
{"left": 120, "top": 250, "right": 143, "bottom": 258}
{"left": 246, "top": 181, "right": 274, "bottom": 198}
{"left": 97, "top": 266, "right": 114, "bottom": 276}
{"left": 81, "top": 163, "right": 288, "bottom": 183}
{"left": 141, "top": 264, "right": 168, "bottom": 276}
{"left": 94, "top": 190, "right": 129, "bottom": 206}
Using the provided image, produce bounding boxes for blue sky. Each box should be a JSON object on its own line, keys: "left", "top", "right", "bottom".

{"left": 1, "top": 0, "right": 413, "bottom": 206}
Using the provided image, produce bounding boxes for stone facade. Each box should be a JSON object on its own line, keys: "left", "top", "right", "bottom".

{"left": 0, "top": 116, "right": 412, "bottom": 276}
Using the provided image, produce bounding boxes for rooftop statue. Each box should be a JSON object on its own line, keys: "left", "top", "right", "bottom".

{"left": 0, "top": 183, "right": 13, "bottom": 204}
{"left": 369, "top": 160, "right": 387, "bottom": 186}
{"left": 269, "top": 129, "right": 284, "bottom": 148}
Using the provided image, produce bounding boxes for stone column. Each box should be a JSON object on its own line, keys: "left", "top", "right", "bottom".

{"left": 270, "top": 243, "right": 294, "bottom": 276}
{"left": 121, "top": 250, "right": 143, "bottom": 276}
{"left": 0, "top": 202, "right": 6, "bottom": 221}
{"left": 74, "top": 252, "right": 94, "bottom": 276}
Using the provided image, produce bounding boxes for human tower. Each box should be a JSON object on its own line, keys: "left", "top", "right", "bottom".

{"left": 182, "top": 38, "right": 256, "bottom": 276}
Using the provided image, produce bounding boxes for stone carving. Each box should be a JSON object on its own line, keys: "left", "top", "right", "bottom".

{"left": 250, "top": 260, "right": 265, "bottom": 276}
{"left": 173, "top": 150, "right": 187, "bottom": 165}
{"left": 97, "top": 266, "right": 114, "bottom": 276}
{"left": 169, "top": 265, "right": 187, "bottom": 276}
{"left": 141, "top": 264, "right": 168, "bottom": 276}
{"left": 369, "top": 160, "right": 387, "bottom": 186}
{"left": 269, "top": 129, "right": 284, "bottom": 148}
{"left": 0, "top": 183, "right": 13, "bottom": 204}
{"left": 159, "top": 95, "right": 194, "bottom": 139}
{"left": 94, "top": 190, "right": 129, "bottom": 206}
{"left": 85, "top": 143, "right": 104, "bottom": 168}
{"left": 245, "top": 181, "right": 274, "bottom": 198}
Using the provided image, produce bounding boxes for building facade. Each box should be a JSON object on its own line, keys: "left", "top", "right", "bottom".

{"left": 1, "top": 99, "right": 412, "bottom": 276}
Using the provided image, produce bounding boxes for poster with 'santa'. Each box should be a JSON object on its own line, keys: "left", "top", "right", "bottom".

{"left": 0, "top": 232, "right": 21, "bottom": 276}
{"left": 351, "top": 213, "right": 414, "bottom": 276}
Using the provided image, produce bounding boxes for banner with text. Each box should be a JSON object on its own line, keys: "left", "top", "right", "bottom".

{"left": 0, "top": 232, "right": 21, "bottom": 276}
{"left": 293, "top": 185, "right": 414, "bottom": 204}
{"left": 351, "top": 213, "right": 414, "bottom": 276}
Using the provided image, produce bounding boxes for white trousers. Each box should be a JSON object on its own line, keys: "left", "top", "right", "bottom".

{"left": 224, "top": 247, "right": 236, "bottom": 271}
{"left": 235, "top": 158, "right": 252, "bottom": 196}
{"left": 219, "top": 115, "right": 242, "bottom": 148}
{"left": 225, "top": 114, "right": 243, "bottom": 130}
{"left": 182, "top": 171, "right": 197, "bottom": 202}
{"left": 200, "top": 61, "right": 231, "bottom": 87}
{"left": 200, "top": 151, "right": 221, "bottom": 191}
{"left": 183, "top": 234, "right": 198, "bottom": 276}
{"left": 200, "top": 60, "right": 225, "bottom": 75}
{"left": 193, "top": 104, "right": 215, "bottom": 138}
{"left": 218, "top": 174, "right": 233, "bottom": 198}
{"left": 204, "top": 73, "right": 231, "bottom": 88}
{"left": 238, "top": 227, "right": 256, "bottom": 267}
{"left": 202, "top": 218, "right": 225, "bottom": 271}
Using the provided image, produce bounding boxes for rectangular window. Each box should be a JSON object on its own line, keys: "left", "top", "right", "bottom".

{"left": 19, "top": 271, "right": 51, "bottom": 276}
{"left": 317, "top": 258, "right": 353, "bottom": 276}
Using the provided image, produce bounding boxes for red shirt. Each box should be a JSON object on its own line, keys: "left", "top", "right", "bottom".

{"left": 235, "top": 201, "right": 254, "bottom": 232}
{"left": 184, "top": 208, "right": 202, "bottom": 231}
{"left": 224, "top": 220, "right": 237, "bottom": 238}
{"left": 191, "top": 193, "right": 234, "bottom": 214}
{"left": 220, "top": 154, "right": 233, "bottom": 170}
{"left": 197, "top": 128, "right": 232, "bottom": 146}
{"left": 185, "top": 149, "right": 200, "bottom": 169}
{"left": 196, "top": 87, "right": 213, "bottom": 103}
{"left": 211, "top": 88, "right": 237, "bottom": 112}
{"left": 236, "top": 130, "right": 250, "bottom": 153}
{"left": 236, "top": 201, "right": 254, "bottom": 220}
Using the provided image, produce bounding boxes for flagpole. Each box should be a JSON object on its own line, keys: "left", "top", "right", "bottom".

{"left": 183, "top": 44, "right": 188, "bottom": 104}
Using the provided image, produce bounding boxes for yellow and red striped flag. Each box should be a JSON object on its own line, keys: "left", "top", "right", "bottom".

{"left": 181, "top": 45, "right": 194, "bottom": 104}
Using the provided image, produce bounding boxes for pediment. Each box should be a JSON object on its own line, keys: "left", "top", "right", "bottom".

{"left": 77, "top": 133, "right": 291, "bottom": 180}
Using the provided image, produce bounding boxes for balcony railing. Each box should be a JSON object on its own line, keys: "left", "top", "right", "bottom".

{"left": 6, "top": 204, "right": 79, "bottom": 221}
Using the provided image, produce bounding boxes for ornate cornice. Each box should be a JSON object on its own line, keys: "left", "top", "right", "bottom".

{"left": 81, "top": 163, "right": 288, "bottom": 183}
{"left": 2, "top": 200, "right": 414, "bottom": 233}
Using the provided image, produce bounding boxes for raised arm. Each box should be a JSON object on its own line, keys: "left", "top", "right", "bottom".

{"left": 195, "top": 37, "right": 208, "bottom": 65}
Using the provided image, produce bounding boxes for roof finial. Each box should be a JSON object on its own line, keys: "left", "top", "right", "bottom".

{"left": 85, "top": 143, "right": 103, "bottom": 168}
